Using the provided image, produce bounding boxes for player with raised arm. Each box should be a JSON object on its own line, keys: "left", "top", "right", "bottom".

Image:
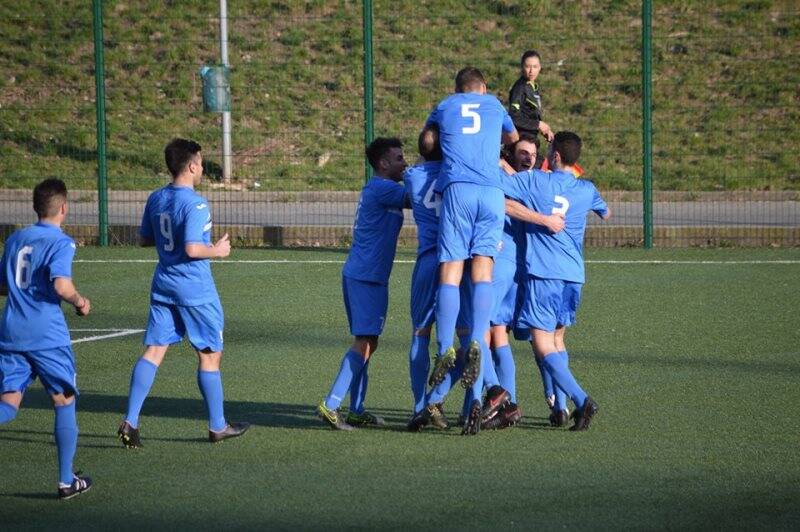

{"left": 0, "top": 178, "right": 93, "bottom": 499}
{"left": 424, "top": 67, "right": 519, "bottom": 434}
{"left": 118, "top": 138, "right": 249, "bottom": 447}
{"left": 503, "top": 131, "right": 610, "bottom": 431}
{"left": 317, "top": 137, "right": 407, "bottom": 430}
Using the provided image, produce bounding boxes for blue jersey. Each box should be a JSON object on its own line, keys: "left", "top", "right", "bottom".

{"left": 426, "top": 93, "right": 515, "bottom": 192}
{"left": 497, "top": 169, "right": 528, "bottom": 265}
{"left": 503, "top": 169, "right": 608, "bottom": 283}
{"left": 404, "top": 161, "right": 442, "bottom": 256}
{"left": 140, "top": 184, "right": 219, "bottom": 306}
{"left": 0, "top": 222, "right": 75, "bottom": 350}
{"left": 342, "top": 177, "right": 406, "bottom": 284}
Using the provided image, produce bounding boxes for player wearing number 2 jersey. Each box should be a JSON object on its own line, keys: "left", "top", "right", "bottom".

{"left": 0, "top": 178, "right": 93, "bottom": 499}
{"left": 118, "top": 138, "right": 249, "bottom": 448}
{"left": 423, "top": 67, "right": 519, "bottom": 435}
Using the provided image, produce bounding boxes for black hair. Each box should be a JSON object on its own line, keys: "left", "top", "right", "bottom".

{"left": 164, "top": 138, "right": 202, "bottom": 178}
{"left": 418, "top": 125, "right": 442, "bottom": 161}
{"left": 365, "top": 137, "right": 403, "bottom": 171}
{"left": 520, "top": 50, "right": 541, "bottom": 66}
{"left": 455, "top": 67, "right": 486, "bottom": 93}
{"left": 552, "top": 131, "right": 582, "bottom": 166}
{"left": 33, "top": 178, "right": 67, "bottom": 218}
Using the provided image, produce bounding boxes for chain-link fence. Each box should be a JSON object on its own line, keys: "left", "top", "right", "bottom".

{"left": 1, "top": 1, "right": 797, "bottom": 247}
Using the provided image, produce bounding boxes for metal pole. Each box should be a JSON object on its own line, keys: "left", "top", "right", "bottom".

{"left": 92, "top": 0, "right": 108, "bottom": 246}
{"left": 642, "top": 0, "right": 653, "bottom": 248}
{"left": 362, "top": 0, "right": 374, "bottom": 182}
{"left": 220, "top": 0, "right": 233, "bottom": 183}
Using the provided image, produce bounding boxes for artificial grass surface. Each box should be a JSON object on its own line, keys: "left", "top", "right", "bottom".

{"left": 0, "top": 247, "right": 799, "bottom": 529}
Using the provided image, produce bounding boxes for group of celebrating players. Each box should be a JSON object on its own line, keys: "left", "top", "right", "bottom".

{"left": 318, "top": 59, "right": 610, "bottom": 436}
{"left": 0, "top": 51, "right": 608, "bottom": 500}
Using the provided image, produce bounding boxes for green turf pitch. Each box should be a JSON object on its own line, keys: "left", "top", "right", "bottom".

{"left": 1, "top": 247, "right": 799, "bottom": 530}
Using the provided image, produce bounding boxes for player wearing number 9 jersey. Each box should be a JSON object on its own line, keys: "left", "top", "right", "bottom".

{"left": 118, "top": 138, "right": 249, "bottom": 448}
{"left": 0, "top": 178, "right": 94, "bottom": 499}
{"left": 502, "top": 131, "right": 610, "bottom": 431}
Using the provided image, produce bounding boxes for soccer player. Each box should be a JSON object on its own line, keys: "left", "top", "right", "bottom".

{"left": 508, "top": 50, "right": 554, "bottom": 142}
{"left": 503, "top": 131, "right": 610, "bottom": 431}
{"left": 0, "top": 178, "right": 93, "bottom": 499}
{"left": 424, "top": 67, "right": 519, "bottom": 433}
{"left": 318, "top": 137, "right": 408, "bottom": 430}
{"left": 118, "top": 138, "right": 249, "bottom": 447}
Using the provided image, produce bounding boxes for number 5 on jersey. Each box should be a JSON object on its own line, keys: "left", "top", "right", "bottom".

{"left": 461, "top": 103, "right": 481, "bottom": 134}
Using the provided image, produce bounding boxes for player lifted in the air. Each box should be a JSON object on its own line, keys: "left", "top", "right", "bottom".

{"left": 118, "top": 138, "right": 249, "bottom": 447}
{"left": 318, "top": 137, "right": 408, "bottom": 430}
{"left": 423, "top": 67, "right": 519, "bottom": 433}
{"left": 0, "top": 179, "right": 93, "bottom": 499}
{"left": 503, "top": 131, "right": 610, "bottom": 430}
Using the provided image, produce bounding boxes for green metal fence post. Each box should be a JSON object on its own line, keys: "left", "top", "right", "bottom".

{"left": 642, "top": 0, "right": 653, "bottom": 248}
{"left": 362, "top": 0, "right": 374, "bottom": 182}
{"left": 92, "top": 0, "right": 108, "bottom": 246}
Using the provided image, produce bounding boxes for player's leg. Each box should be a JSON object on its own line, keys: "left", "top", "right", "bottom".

{"left": 182, "top": 300, "right": 249, "bottom": 442}
{"left": 550, "top": 326, "right": 569, "bottom": 418}
{"left": 0, "top": 351, "right": 30, "bottom": 423}
{"left": 408, "top": 250, "right": 437, "bottom": 415}
{"left": 346, "top": 335, "right": 385, "bottom": 426}
{"left": 0, "top": 391, "right": 21, "bottom": 423}
{"left": 409, "top": 327, "right": 431, "bottom": 415}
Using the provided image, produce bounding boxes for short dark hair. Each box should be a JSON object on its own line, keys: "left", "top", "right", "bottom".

{"left": 418, "top": 125, "right": 442, "bottom": 161}
{"left": 164, "top": 138, "right": 202, "bottom": 178}
{"left": 520, "top": 50, "right": 541, "bottom": 66}
{"left": 33, "top": 178, "right": 67, "bottom": 218}
{"left": 455, "top": 67, "right": 485, "bottom": 93}
{"left": 366, "top": 137, "right": 402, "bottom": 171}
{"left": 552, "top": 131, "right": 582, "bottom": 166}
{"left": 516, "top": 133, "right": 540, "bottom": 151}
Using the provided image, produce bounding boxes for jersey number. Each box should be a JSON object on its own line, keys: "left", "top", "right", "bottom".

{"left": 14, "top": 245, "right": 33, "bottom": 289}
{"left": 422, "top": 182, "right": 441, "bottom": 217}
{"left": 461, "top": 104, "right": 481, "bottom": 134}
{"left": 552, "top": 195, "right": 570, "bottom": 215}
{"left": 159, "top": 213, "right": 175, "bottom": 251}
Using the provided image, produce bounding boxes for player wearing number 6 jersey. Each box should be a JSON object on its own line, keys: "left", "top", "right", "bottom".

{"left": 118, "top": 138, "right": 249, "bottom": 448}
{"left": 502, "top": 131, "right": 610, "bottom": 431}
{"left": 0, "top": 178, "right": 93, "bottom": 499}
{"left": 423, "top": 67, "right": 519, "bottom": 434}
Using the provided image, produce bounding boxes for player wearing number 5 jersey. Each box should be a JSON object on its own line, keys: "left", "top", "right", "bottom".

{"left": 423, "top": 67, "right": 519, "bottom": 434}
{"left": 0, "top": 179, "right": 93, "bottom": 499}
{"left": 118, "top": 138, "right": 249, "bottom": 448}
{"left": 503, "top": 131, "right": 610, "bottom": 431}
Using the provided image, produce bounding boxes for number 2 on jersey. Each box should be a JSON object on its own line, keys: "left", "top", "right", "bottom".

{"left": 14, "top": 245, "right": 33, "bottom": 289}
{"left": 422, "top": 181, "right": 441, "bottom": 216}
{"left": 552, "top": 195, "right": 570, "bottom": 215}
{"left": 159, "top": 213, "right": 175, "bottom": 251}
{"left": 461, "top": 103, "right": 481, "bottom": 134}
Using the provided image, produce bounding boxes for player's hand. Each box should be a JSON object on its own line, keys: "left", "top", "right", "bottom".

{"left": 539, "top": 121, "right": 554, "bottom": 142}
{"left": 545, "top": 213, "right": 565, "bottom": 234}
{"left": 75, "top": 296, "right": 91, "bottom": 316}
{"left": 214, "top": 233, "right": 231, "bottom": 258}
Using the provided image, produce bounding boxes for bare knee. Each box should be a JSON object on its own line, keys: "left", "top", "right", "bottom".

{"left": 197, "top": 349, "right": 223, "bottom": 372}
{"left": 1, "top": 391, "right": 23, "bottom": 410}
{"left": 51, "top": 391, "right": 75, "bottom": 407}
{"left": 142, "top": 345, "right": 169, "bottom": 367}
{"left": 353, "top": 336, "right": 379, "bottom": 360}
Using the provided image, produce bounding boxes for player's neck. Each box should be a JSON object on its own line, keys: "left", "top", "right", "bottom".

{"left": 38, "top": 216, "right": 62, "bottom": 228}
{"left": 172, "top": 175, "right": 195, "bottom": 189}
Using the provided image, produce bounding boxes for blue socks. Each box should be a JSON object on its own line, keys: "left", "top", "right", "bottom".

{"left": 535, "top": 356, "right": 555, "bottom": 401}
{"left": 435, "top": 284, "right": 460, "bottom": 354}
{"left": 54, "top": 401, "right": 78, "bottom": 486}
{"left": 493, "top": 344, "right": 516, "bottom": 403}
{"left": 350, "top": 360, "right": 370, "bottom": 414}
{"left": 124, "top": 357, "right": 158, "bottom": 428}
{"left": 542, "top": 351, "right": 587, "bottom": 409}
{"left": 409, "top": 335, "right": 430, "bottom": 413}
{"left": 325, "top": 349, "right": 365, "bottom": 411}
{"left": 469, "top": 281, "right": 493, "bottom": 347}
{"left": 197, "top": 370, "right": 227, "bottom": 432}
{"left": 0, "top": 402, "right": 17, "bottom": 424}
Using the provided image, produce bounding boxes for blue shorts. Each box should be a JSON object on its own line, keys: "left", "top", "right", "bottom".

{"left": 0, "top": 346, "right": 78, "bottom": 396}
{"left": 518, "top": 276, "right": 583, "bottom": 333}
{"left": 438, "top": 183, "right": 505, "bottom": 262}
{"left": 144, "top": 299, "right": 224, "bottom": 352}
{"left": 343, "top": 276, "right": 388, "bottom": 337}
{"left": 410, "top": 249, "right": 439, "bottom": 330}
{"left": 490, "top": 258, "right": 519, "bottom": 327}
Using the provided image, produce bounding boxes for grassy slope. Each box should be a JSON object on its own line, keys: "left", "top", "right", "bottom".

{"left": 0, "top": 1, "right": 798, "bottom": 192}
{"left": 0, "top": 247, "right": 798, "bottom": 529}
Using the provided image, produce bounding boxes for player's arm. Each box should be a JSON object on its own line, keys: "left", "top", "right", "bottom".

{"left": 591, "top": 187, "right": 611, "bottom": 220}
{"left": 599, "top": 206, "right": 611, "bottom": 221}
{"left": 185, "top": 233, "right": 231, "bottom": 259}
{"left": 54, "top": 277, "right": 90, "bottom": 316}
{"left": 505, "top": 199, "right": 565, "bottom": 234}
{"left": 501, "top": 128, "right": 519, "bottom": 146}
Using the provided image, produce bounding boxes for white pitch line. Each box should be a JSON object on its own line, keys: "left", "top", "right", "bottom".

{"left": 73, "top": 259, "right": 800, "bottom": 265}
{"left": 72, "top": 329, "right": 143, "bottom": 344}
